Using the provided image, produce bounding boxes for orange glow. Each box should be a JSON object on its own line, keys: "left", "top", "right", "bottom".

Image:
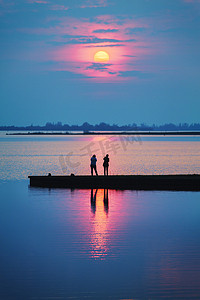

{"left": 48, "top": 16, "right": 151, "bottom": 80}
{"left": 58, "top": 189, "right": 140, "bottom": 260}
{"left": 94, "top": 50, "right": 110, "bottom": 62}
{"left": 90, "top": 189, "right": 109, "bottom": 259}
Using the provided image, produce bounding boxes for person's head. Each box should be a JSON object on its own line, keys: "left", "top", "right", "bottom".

{"left": 93, "top": 154, "right": 96, "bottom": 157}
{"left": 106, "top": 154, "right": 109, "bottom": 157}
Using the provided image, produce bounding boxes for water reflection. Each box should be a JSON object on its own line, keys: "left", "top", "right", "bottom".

{"left": 90, "top": 189, "right": 98, "bottom": 214}
{"left": 103, "top": 189, "right": 109, "bottom": 215}
{"left": 2, "top": 183, "right": 200, "bottom": 299}
{"left": 90, "top": 189, "right": 110, "bottom": 259}
{"left": 90, "top": 189, "right": 109, "bottom": 215}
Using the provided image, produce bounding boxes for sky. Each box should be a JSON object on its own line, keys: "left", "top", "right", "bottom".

{"left": 0, "top": 0, "right": 200, "bottom": 126}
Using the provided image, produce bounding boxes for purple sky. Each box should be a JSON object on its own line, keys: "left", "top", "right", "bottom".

{"left": 0, "top": 0, "right": 200, "bottom": 125}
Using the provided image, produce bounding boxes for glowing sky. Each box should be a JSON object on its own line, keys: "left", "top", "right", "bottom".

{"left": 0, "top": 0, "right": 200, "bottom": 125}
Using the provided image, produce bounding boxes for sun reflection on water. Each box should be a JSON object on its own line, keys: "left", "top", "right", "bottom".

{"left": 90, "top": 189, "right": 110, "bottom": 259}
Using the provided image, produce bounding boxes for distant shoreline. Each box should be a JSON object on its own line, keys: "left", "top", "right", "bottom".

{"left": 1, "top": 122, "right": 200, "bottom": 133}
{"left": 6, "top": 131, "right": 200, "bottom": 136}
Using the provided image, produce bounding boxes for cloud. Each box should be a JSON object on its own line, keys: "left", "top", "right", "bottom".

{"left": 108, "top": 71, "right": 118, "bottom": 75}
{"left": 125, "top": 27, "right": 146, "bottom": 35}
{"left": 47, "top": 34, "right": 121, "bottom": 46}
{"left": 122, "top": 55, "right": 136, "bottom": 57}
{"left": 86, "top": 63, "right": 112, "bottom": 71}
{"left": 93, "top": 28, "right": 119, "bottom": 33}
{"left": 80, "top": 0, "right": 108, "bottom": 8}
{"left": 85, "top": 15, "right": 126, "bottom": 26}
{"left": 58, "top": 35, "right": 136, "bottom": 45}
{"left": 55, "top": 70, "right": 91, "bottom": 79}
{"left": 85, "top": 43, "right": 125, "bottom": 47}
{"left": 11, "top": 10, "right": 150, "bottom": 80}
{"left": 118, "top": 70, "right": 151, "bottom": 78}
{"left": 50, "top": 5, "right": 68, "bottom": 11}
{"left": 27, "top": 0, "right": 48, "bottom": 3}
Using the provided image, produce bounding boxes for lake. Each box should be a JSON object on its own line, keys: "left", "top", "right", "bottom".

{"left": 0, "top": 133, "right": 200, "bottom": 299}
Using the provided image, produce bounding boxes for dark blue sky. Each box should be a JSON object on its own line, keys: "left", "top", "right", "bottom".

{"left": 0, "top": 0, "right": 200, "bottom": 125}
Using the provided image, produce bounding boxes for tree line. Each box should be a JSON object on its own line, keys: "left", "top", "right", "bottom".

{"left": 0, "top": 122, "right": 200, "bottom": 131}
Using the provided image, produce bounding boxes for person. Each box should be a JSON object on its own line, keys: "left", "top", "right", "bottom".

{"left": 90, "top": 154, "right": 98, "bottom": 176}
{"left": 103, "top": 154, "right": 109, "bottom": 176}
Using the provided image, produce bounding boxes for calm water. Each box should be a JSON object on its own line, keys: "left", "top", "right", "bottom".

{"left": 0, "top": 133, "right": 200, "bottom": 299}
{"left": 0, "top": 133, "right": 200, "bottom": 179}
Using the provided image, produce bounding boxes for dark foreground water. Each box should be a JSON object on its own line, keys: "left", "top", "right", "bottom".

{"left": 1, "top": 180, "right": 200, "bottom": 299}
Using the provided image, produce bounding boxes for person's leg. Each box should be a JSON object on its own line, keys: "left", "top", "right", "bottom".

{"left": 94, "top": 165, "right": 98, "bottom": 176}
{"left": 91, "top": 165, "right": 93, "bottom": 176}
{"left": 104, "top": 167, "right": 106, "bottom": 176}
{"left": 106, "top": 166, "right": 108, "bottom": 176}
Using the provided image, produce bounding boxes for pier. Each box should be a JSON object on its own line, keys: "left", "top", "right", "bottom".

{"left": 28, "top": 174, "right": 200, "bottom": 191}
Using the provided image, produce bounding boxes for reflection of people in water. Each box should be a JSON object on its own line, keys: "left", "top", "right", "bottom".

{"left": 103, "top": 154, "right": 109, "bottom": 176}
{"left": 91, "top": 189, "right": 98, "bottom": 214}
{"left": 103, "top": 189, "right": 109, "bottom": 214}
{"left": 90, "top": 189, "right": 109, "bottom": 215}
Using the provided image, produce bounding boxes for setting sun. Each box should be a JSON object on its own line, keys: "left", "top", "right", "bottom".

{"left": 94, "top": 51, "right": 110, "bottom": 62}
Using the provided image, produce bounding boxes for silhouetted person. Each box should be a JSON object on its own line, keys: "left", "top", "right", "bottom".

{"left": 103, "top": 154, "right": 109, "bottom": 176}
{"left": 91, "top": 189, "right": 98, "bottom": 214}
{"left": 90, "top": 154, "right": 98, "bottom": 176}
{"left": 103, "top": 189, "right": 109, "bottom": 214}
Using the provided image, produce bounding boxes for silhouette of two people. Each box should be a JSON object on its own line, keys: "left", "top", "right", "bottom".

{"left": 90, "top": 154, "right": 109, "bottom": 176}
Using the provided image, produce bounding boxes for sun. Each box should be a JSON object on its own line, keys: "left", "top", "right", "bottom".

{"left": 94, "top": 51, "right": 110, "bottom": 63}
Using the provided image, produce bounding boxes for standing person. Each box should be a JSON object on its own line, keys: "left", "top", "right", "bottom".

{"left": 103, "top": 154, "right": 109, "bottom": 176}
{"left": 90, "top": 154, "right": 98, "bottom": 176}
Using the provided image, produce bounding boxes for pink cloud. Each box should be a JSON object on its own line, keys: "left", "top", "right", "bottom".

{"left": 80, "top": 0, "right": 108, "bottom": 8}
{"left": 28, "top": 0, "right": 48, "bottom": 4}
{"left": 50, "top": 5, "right": 68, "bottom": 11}
{"left": 17, "top": 14, "right": 156, "bottom": 81}
{"left": 42, "top": 17, "right": 152, "bottom": 80}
